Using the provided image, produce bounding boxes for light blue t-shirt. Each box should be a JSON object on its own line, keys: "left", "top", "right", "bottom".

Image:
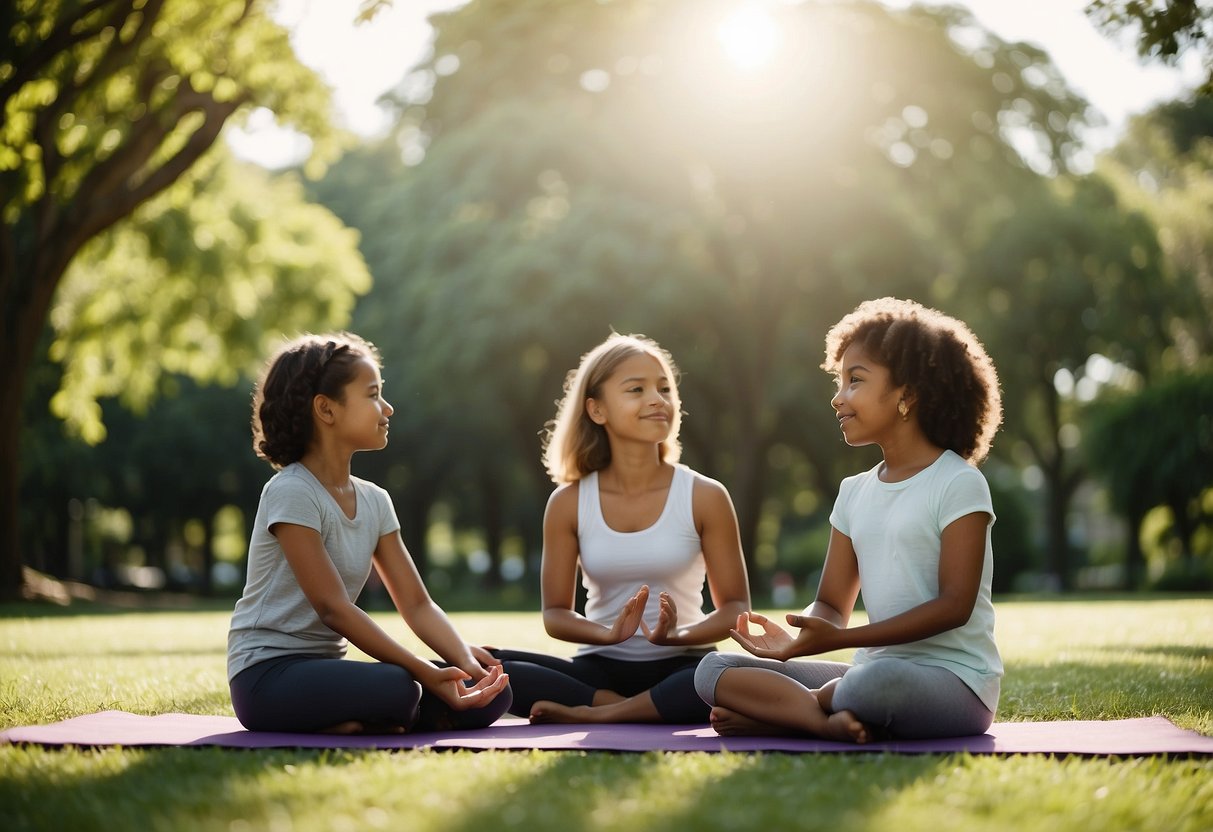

{"left": 227, "top": 463, "right": 399, "bottom": 680}
{"left": 829, "top": 450, "right": 1003, "bottom": 711}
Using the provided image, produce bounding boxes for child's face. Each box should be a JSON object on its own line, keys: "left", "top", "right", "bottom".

{"left": 830, "top": 342, "right": 903, "bottom": 448}
{"left": 331, "top": 357, "right": 393, "bottom": 451}
{"left": 586, "top": 352, "right": 676, "bottom": 443}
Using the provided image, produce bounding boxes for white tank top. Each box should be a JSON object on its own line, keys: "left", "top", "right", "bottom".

{"left": 576, "top": 464, "right": 711, "bottom": 659}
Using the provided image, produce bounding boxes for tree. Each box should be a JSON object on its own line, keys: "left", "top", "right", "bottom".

{"left": 961, "top": 172, "right": 1170, "bottom": 590}
{"left": 1086, "top": 0, "right": 1213, "bottom": 94}
{"left": 1084, "top": 372, "right": 1213, "bottom": 587}
{"left": 1, "top": 0, "right": 347, "bottom": 598}
{"left": 1100, "top": 97, "right": 1213, "bottom": 368}
{"left": 47, "top": 150, "right": 370, "bottom": 443}
{"left": 357, "top": 0, "right": 1092, "bottom": 574}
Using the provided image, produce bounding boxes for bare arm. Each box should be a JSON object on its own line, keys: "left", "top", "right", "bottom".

{"left": 273, "top": 522, "right": 438, "bottom": 679}
{"left": 730, "top": 525, "right": 859, "bottom": 657}
{"left": 274, "top": 522, "right": 507, "bottom": 710}
{"left": 785, "top": 512, "right": 990, "bottom": 655}
{"left": 540, "top": 484, "right": 648, "bottom": 645}
{"left": 800, "top": 526, "right": 862, "bottom": 628}
{"left": 373, "top": 530, "right": 498, "bottom": 680}
{"left": 645, "top": 477, "right": 750, "bottom": 646}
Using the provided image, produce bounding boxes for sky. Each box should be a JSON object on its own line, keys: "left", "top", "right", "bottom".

{"left": 226, "top": 0, "right": 1205, "bottom": 168}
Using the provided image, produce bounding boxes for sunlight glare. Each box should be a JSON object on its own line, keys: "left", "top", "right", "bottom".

{"left": 717, "top": 5, "right": 779, "bottom": 72}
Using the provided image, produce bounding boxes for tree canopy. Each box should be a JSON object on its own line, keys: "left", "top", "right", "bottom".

{"left": 1086, "top": 0, "right": 1213, "bottom": 94}
{"left": 1, "top": 0, "right": 359, "bottom": 597}
{"left": 12, "top": 0, "right": 1212, "bottom": 599}
{"left": 328, "top": 0, "right": 1103, "bottom": 572}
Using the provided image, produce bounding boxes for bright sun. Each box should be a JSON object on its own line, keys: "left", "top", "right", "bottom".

{"left": 716, "top": 5, "right": 779, "bottom": 72}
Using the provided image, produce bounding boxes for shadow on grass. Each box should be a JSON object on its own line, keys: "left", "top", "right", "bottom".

{"left": 2, "top": 745, "right": 368, "bottom": 831}
{"left": 1, "top": 743, "right": 951, "bottom": 832}
{"left": 437, "top": 748, "right": 952, "bottom": 832}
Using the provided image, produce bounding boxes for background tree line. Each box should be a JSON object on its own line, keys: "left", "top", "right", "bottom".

{"left": 6, "top": 0, "right": 1212, "bottom": 603}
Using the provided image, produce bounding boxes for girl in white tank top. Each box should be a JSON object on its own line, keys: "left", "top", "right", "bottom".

{"left": 492, "top": 333, "right": 751, "bottom": 724}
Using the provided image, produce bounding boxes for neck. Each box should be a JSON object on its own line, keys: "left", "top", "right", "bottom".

{"left": 299, "top": 444, "right": 353, "bottom": 490}
{"left": 877, "top": 430, "right": 943, "bottom": 483}
{"left": 601, "top": 442, "right": 667, "bottom": 493}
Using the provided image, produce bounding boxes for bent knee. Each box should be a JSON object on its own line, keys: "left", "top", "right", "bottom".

{"left": 693, "top": 653, "right": 748, "bottom": 705}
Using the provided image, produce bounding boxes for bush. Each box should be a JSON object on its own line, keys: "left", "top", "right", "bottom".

{"left": 1150, "top": 559, "right": 1213, "bottom": 592}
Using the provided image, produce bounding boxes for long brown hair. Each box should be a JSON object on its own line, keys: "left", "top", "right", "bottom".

{"left": 542, "top": 333, "right": 683, "bottom": 483}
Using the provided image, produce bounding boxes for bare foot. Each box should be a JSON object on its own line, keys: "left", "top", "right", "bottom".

{"left": 591, "top": 690, "right": 625, "bottom": 706}
{"left": 319, "top": 720, "right": 365, "bottom": 735}
{"left": 529, "top": 701, "right": 597, "bottom": 724}
{"left": 708, "top": 706, "right": 786, "bottom": 737}
{"left": 821, "top": 709, "right": 870, "bottom": 744}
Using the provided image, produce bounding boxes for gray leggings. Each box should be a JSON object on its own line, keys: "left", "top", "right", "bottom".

{"left": 694, "top": 652, "right": 994, "bottom": 739}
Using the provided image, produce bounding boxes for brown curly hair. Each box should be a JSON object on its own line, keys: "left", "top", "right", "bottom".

{"left": 822, "top": 297, "right": 1002, "bottom": 464}
{"left": 251, "top": 332, "right": 382, "bottom": 469}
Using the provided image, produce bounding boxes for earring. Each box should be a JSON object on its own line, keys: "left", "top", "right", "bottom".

{"left": 898, "top": 400, "right": 909, "bottom": 421}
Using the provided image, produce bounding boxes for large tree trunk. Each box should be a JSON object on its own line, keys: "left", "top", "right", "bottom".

{"left": 0, "top": 244, "right": 67, "bottom": 599}
{"left": 1033, "top": 379, "right": 1084, "bottom": 592}
{"left": 0, "top": 383, "right": 26, "bottom": 600}
{"left": 0, "top": 0, "right": 245, "bottom": 599}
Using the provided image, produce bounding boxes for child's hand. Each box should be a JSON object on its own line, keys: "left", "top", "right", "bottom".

{"left": 466, "top": 644, "right": 503, "bottom": 678}
{"left": 784, "top": 614, "right": 843, "bottom": 656}
{"left": 605, "top": 585, "right": 649, "bottom": 644}
{"left": 641, "top": 591, "right": 678, "bottom": 645}
{"left": 729, "top": 611, "right": 795, "bottom": 659}
{"left": 423, "top": 664, "right": 510, "bottom": 712}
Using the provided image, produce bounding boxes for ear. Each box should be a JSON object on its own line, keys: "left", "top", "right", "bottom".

{"left": 313, "top": 394, "right": 336, "bottom": 426}
{"left": 585, "top": 398, "right": 607, "bottom": 425}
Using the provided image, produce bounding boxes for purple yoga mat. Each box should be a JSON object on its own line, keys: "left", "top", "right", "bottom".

{"left": 4, "top": 711, "right": 1212, "bottom": 755}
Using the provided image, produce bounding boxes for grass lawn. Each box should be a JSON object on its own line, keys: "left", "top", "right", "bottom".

{"left": 1, "top": 596, "right": 1211, "bottom": 832}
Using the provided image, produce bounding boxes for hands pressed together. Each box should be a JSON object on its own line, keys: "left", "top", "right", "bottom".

{"left": 606, "top": 585, "right": 683, "bottom": 646}
{"left": 728, "top": 610, "right": 842, "bottom": 661}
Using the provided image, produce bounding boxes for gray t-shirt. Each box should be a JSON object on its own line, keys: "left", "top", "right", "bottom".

{"left": 227, "top": 463, "right": 399, "bottom": 680}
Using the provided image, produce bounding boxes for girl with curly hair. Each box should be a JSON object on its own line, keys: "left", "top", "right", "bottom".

{"left": 227, "top": 333, "right": 510, "bottom": 734}
{"left": 492, "top": 333, "right": 750, "bottom": 724}
{"left": 694, "top": 297, "right": 1004, "bottom": 742}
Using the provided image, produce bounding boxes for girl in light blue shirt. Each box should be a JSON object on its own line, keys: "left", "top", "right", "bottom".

{"left": 695, "top": 297, "right": 1003, "bottom": 742}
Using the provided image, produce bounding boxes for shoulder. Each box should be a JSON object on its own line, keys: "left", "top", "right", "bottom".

{"left": 260, "top": 465, "right": 325, "bottom": 529}
{"left": 352, "top": 476, "right": 395, "bottom": 522}
{"left": 932, "top": 451, "right": 992, "bottom": 503}
{"left": 545, "top": 481, "right": 580, "bottom": 521}
{"left": 685, "top": 466, "right": 730, "bottom": 501}
{"left": 264, "top": 464, "right": 320, "bottom": 501}
{"left": 934, "top": 451, "right": 988, "bottom": 487}
{"left": 353, "top": 475, "right": 392, "bottom": 504}
{"left": 685, "top": 466, "right": 737, "bottom": 519}
{"left": 837, "top": 462, "right": 881, "bottom": 496}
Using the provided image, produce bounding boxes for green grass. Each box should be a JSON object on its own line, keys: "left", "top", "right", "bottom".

{"left": 2, "top": 597, "right": 1211, "bottom": 832}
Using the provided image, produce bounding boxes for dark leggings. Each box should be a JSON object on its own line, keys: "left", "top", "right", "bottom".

{"left": 491, "top": 648, "right": 713, "bottom": 723}
{"left": 229, "top": 654, "right": 513, "bottom": 734}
